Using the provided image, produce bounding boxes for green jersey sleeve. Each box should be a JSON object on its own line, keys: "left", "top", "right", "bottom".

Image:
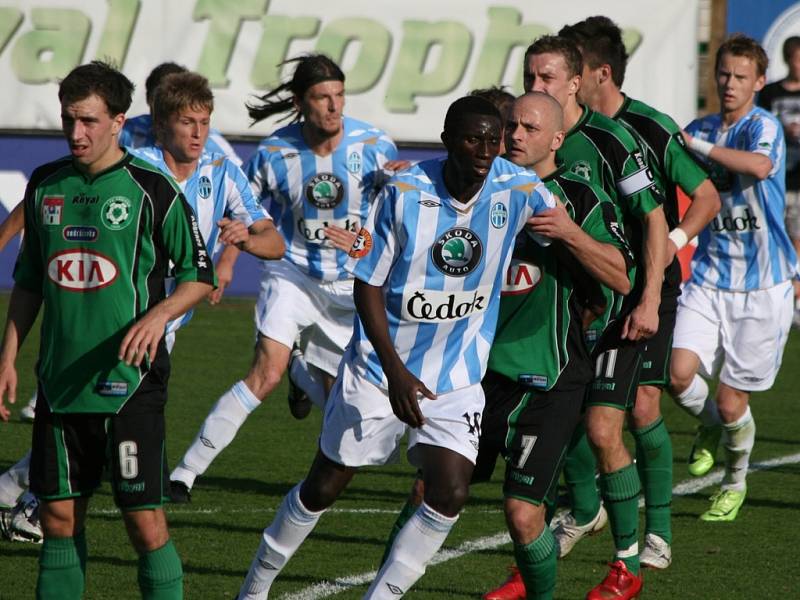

{"left": 161, "top": 193, "right": 217, "bottom": 287}
{"left": 665, "top": 132, "right": 708, "bottom": 196}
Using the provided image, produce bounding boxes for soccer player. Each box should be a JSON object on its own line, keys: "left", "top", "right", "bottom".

{"left": 131, "top": 70, "right": 285, "bottom": 351}
{"left": 671, "top": 34, "right": 797, "bottom": 522}
{"left": 552, "top": 15, "right": 721, "bottom": 570}
{"left": 168, "top": 54, "right": 397, "bottom": 501}
{"left": 0, "top": 61, "right": 215, "bottom": 600}
{"left": 515, "top": 35, "right": 666, "bottom": 599}
{"left": 236, "top": 95, "right": 554, "bottom": 599}
{"left": 757, "top": 36, "right": 800, "bottom": 326}
{"left": 478, "top": 91, "right": 634, "bottom": 600}
{"left": 120, "top": 62, "right": 242, "bottom": 165}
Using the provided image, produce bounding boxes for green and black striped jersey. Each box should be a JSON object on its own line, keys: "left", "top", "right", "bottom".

{"left": 487, "top": 167, "right": 634, "bottom": 391}
{"left": 14, "top": 152, "right": 216, "bottom": 413}
{"left": 613, "top": 94, "right": 709, "bottom": 290}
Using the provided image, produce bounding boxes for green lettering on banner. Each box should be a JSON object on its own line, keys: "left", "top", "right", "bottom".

{"left": 470, "top": 7, "right": 548, "bottom": 93}
{"left": 0, "top": 8, "right": 23, "bottom": 56}
{"left": 193, "top": 0, "right": 269, "bottom": 87}
{"left": 623, "top": 28, "right": 643, "bottom": 56}
{"left": 95, "top": 0, "right": 141, "bottom": 66}
{"left": 316, "top": 18, "right": 391, "bottom": 94}
{"left": 250, "top": 15, "right": 319, "bottom": 89}
{"left": 11, "top": 8, "right": 90, "bottom": 83}
{"left": 386, "top": 21, "right": 471, "bottom": 112}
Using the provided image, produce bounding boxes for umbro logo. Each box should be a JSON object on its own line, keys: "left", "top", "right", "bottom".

{"left": 418, "top": 199, "right": 441, "bottom": 207}
{"left": 258, "top": 559, "right": 278, "bottom": 570}
{"left": 200, "top": 436, "right": 216, "bottom": 449}
{"left": 386, "top": 583, "right": 404, "bottom": 595}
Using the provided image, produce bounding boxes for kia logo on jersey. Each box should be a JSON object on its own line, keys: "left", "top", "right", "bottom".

{"left": 501, "top": 259, "right": 542, "bottom": 295}
{"left": 47, "top": 249, "right": 118, "bottom": 291}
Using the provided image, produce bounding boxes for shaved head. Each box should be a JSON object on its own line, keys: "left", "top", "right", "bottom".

{"left": 505, "top": 91, "right": 565, "bottom": 173}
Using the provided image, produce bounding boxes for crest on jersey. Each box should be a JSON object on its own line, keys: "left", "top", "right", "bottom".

{"left": 102, "top": 196, "right": 133, "bottom": 230}
{"left": 42, "top": 196, "right": 64, "bottom": 225}
{"left": 570, "top": 161, "right": 592, "bottom": 180}
{"left": 347, "top": 152, "right": 362, "bottom": 174}
{"left": 198, "top": 175, "right": 212, "bottom": 199}
{"left": 490, "top": 202, "right": 508, "bottom": 228}
{"left": 349, "top": 227, "right": 373, "bottom": 258}
{"left": 305, "top": 173, "right": 344, "bottom": 209}
{"left": 431, "top": 228, "right": 483, "bottom": 276}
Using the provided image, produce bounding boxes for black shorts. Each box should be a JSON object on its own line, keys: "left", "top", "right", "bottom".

{"left": 30, "top": 368, "right": 171, "bottom": 510}
{"left": 639, "top": 290, "right": 679, "bottom": 387}
{"left": 587, "top": 331, "right": 644, "bottom": 411}
{"left": 476, "top": 371, "right": 584, "bottom": 504}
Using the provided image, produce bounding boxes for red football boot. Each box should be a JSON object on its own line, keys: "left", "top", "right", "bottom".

{"left": 482, "top": 565, "right": 527, "bottom": 600}
{"left": 586, "top": 560, "right": 643, "bottom": 599}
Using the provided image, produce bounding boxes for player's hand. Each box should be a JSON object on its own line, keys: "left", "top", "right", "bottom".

{"left": 118, "top": 311, "right": 169, "bottom": 367}
{"left": 217, "top": 218, "right": 250, "bottom": 251}
{"left": 386, "top": 365, "right": 436, "bottom": 428}
{"left": 621, "top": 299, "right": 659, "bottom": 341}
{"left": 324, "top": 225, "right": 358, "bottom": 252}
{"left": 0, "top": 363, "right": 17, "bottom": 422}
{"left": 525, "top": 198, "right": 575, "bottom": 240}
{"left": 384, "top": 159, "right": 412, "bottom": 173}
{"left": 208, "top": 261, "right": 233, "bottom": 305}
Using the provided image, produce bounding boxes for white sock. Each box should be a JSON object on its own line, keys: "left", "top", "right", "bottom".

{"left": 26, "top": 391, "right": 37, "bottom": 411}
{"left": 0, "top": 451, "right": 31, "bottom": 507}
{"left": 676, "top": 375, "right": 721, "bottom": 427}
{"left": 171, "top": 381, "right": 260, "bottom": 488}
{"left": 238, "top": 482, "right": 324, "bottom": 599}
{"left": 365, "top": 502, "right": 459, "bottom": 599}
{"left": 721, "top": 407, "right": 755, "bottom": 492}
{"left": 289, "top": 354, "right": 327, "bottom": 409}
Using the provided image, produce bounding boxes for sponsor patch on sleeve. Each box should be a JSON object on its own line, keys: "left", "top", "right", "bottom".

{"left": 349, "top": 228, "right": 373, "bottom": 258}
{"left": 96, "top": 381, "right": 129, "bottom": 396}
{"left": 617, "top": 167, "right": 655, "bottom": 197}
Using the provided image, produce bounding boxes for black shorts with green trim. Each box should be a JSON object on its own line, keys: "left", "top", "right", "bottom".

{"left": 476, "top": 371, "right": 585, "bottom": 504}
{"left": 587, "top": 331, "right": 644, "bottom": 411}
{"left": 639, "top": 288, "right": 679, "bottom": 387}
{"left": 30, "top": 366, "right": 171, "bottom": 510}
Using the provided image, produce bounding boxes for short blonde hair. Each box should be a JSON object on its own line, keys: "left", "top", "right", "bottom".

{"left": 716, "top": 33, "right": 768, "bottom": 78}
{"left": 152, "top": 72, "right": 214, "bottom": 131}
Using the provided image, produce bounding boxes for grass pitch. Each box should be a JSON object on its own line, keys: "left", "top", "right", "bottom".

{"left": 1, "top": 295, "right": 798, "bottom": 599}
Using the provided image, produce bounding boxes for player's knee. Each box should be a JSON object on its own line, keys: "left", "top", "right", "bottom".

{"left": 631, "top": 387, "right": 662, "bottom": 428}
{"left": 586, "top": 421, "right": 620, "bottom": 454}
{"left": 123, "top": 511, "right": 169, "bottom": 554}
{"left": 503, "top": 498, "right": 544, "bottom": 545}
{"left": 423, "top": 478, "right": 469, "bottom": 517}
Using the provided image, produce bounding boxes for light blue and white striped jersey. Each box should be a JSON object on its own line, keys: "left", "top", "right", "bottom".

{"left": 130, "top": 146, "right": 269, "bottom": 332}
{"left": 686, "top": 107, "right": 798, "bottom": 290}
{"left": 345, "top": 157, "right": 555, "bottom": 395}
{"left": 244, "top": 116, "right": 397, "bottom": 282}
{"left": 120, "top": 114, "right": 242, "bottom": 165}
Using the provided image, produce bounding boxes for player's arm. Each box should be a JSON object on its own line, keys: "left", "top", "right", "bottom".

{"left": 217, "top": 217, "right": 284, "bottom": 259}
{"left": 0, "top": 285, "right": 42, "bottom": 420}
{"left": 527, "top": 198, "right": 631, "bottom": 294}
{"left": 208, "top": 244, "right": 239, "bottom": 305}
{"left": 353, "top": 279, "right": 435, "bottom": 429}
{"left": 624, "top": 203, "right": 667, "bottom": 340}
{"left": 0, "top": 203, "right": 24, "bottom": 253}
{"left": 682, "top": 129, "right": 773, "bottom": 180}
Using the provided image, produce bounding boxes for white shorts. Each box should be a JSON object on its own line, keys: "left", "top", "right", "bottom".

{"left": 319, "top": 360, "right": 485, "bottom": 468}
{"left": 673, "top": 280, "right": 793, "bottom": 391}
{"left": 255, "top": 260, "right": 355, "bottom": 376}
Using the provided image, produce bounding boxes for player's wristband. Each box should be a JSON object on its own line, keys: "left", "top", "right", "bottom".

{"left": 688, "top": 137, "right": 714, "bottom": 157}
{"left": 668, "top": 227, "right": 689, "bottom": 250}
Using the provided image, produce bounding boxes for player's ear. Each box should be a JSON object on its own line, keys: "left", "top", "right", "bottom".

{"left": 754, "top": 73, "right": 766, "bottom": 93}
{"left": 111, "top": 113, "right": 125, "bottom": 136}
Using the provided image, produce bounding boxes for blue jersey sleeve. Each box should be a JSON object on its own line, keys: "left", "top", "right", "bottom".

{"left": 346, "top": 184, "right": 400, "bottom": 286}
{"left": 745, "top": 113, "right": 784, "bottom": 177}
{"left": 223, "top": 160, "right": 269, "bottom": 224}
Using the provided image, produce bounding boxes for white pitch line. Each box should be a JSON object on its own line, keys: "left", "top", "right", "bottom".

{"left": 283, "top": 452, "right": 800, "bottom": 600}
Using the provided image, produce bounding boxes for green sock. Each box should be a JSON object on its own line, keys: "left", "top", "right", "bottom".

{"left": 138, "top": 540, "right": 183, "bottom": 600}
{"left": 514, "top": 526, "right": 557, "bottom": 600}
{"left": 599, "top": 463, "right": 641, "bottom": 575}
{"left": 564, "top": 422, "right": 601, "bottom": 525}
{"left": 36, "top": 530, "right": 87, "bottom": 600}
{"left": 633, "top": 416, "right": 673, "bottom": 544}
{"left": 380, "top": 499, "right": 419, "bottom": 566}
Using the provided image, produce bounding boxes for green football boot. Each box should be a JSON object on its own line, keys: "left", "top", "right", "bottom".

{"left": 700, "top": 488, "right": 746, "bottom": 522}
{"left": 688, "top": 424, "right": 721, "bottom": 477}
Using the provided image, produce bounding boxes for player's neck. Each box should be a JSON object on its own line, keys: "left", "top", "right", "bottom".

{"left": 77, "top": 146, "right": 125, "bottom": 177}
{"left": 532, "top": 156, "right": 557, "bottom": 180}
{"left": 162, "top": 150, "right": 198, "bottom": 182}
{"left": 596, "top": 89, "right": 625, "bottom": 119}
{"left": 721, "top": 99, "right": 755, "bottom": 126}
{"left": 302, "top": 123, "right": 344, "bottom": 157}
{"left": 443, "top": 161, "right": 484, "bottom": 204}
{"left": 563, "top": 99, "right": 583, "bottom": 132}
